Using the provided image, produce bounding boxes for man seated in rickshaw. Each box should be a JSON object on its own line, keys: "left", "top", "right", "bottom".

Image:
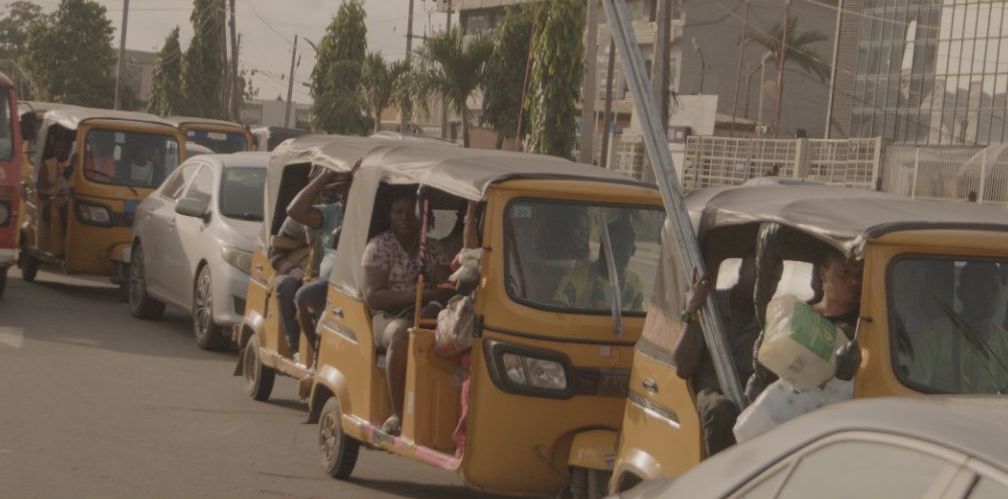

{"left": 363, "top": 187, "right": 453, "bottom": 436}
{"left": 128, "top": 141, "right": 158, "bottom": 186}
{"left": 38, "top": 128, "right": 74, "bottom": 253}
{"left": 552, "top": 222, "right": 645, "bottom": 312}
{"left": 904, "top": 261, "right": 1008, "bottom": 393}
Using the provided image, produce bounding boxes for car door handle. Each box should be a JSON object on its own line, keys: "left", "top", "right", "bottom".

{"left": 331, "top": 307, "right": 343, "bottom": 319}
{"left": 642, "top": 378, "right": 659, "bottom": 393}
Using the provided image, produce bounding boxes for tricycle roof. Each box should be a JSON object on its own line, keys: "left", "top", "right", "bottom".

{"left": 41, "top": 106, "right": 178, "bottom": 131}
{"left": 164, "top": 115, "right": 248, "bottom": 130}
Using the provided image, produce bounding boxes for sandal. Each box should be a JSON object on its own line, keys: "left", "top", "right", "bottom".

{"left": 380, "top": 415, "right": 401, "bottom": 436}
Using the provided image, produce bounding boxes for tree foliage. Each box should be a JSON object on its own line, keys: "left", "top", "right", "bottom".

{"left": 481, "top": 4, "right": 535, "bottom": 149}
{"left": 147, "top": 27, "right": 185, "bottom": 116}
{"left": 0, "top": 1, "right": 43, "bottom": 59}
{"left": 183, "top": 0, "right": 227, "bottom": 118}
{"left": 24, "top": 0, "right": 115, "bottom": 107}
{"left": 525, "top": 0, "right": 584, "bottom": 159}
{"left": 361, "top": 52, "right": 409, "bottom": 133}
{"left": 310, "top": 0, "right": 370, "bottom": 135}
{"left": 749, "top": 17, "right": 830, "bottom": 83}
{"left": 416, "top": 26, "right": 492, "bottom": 148}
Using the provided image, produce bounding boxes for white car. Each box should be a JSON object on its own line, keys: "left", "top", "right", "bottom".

{"left": 129, "top": 152, "right": 267, "bottom": 350}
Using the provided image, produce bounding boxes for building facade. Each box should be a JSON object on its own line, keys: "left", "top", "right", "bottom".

{"left": 829, "top": 0, "right": 1008, "bottom": 145}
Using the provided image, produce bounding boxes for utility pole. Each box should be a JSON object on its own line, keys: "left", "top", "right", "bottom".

{"left": 113, "top": 0, "right": 129, "bottom": 110}
{"left": 580, "top": 0, "right": 598, "bottom": 164}
{"left": 441, "top": 0, "right": 451, "bottom": 140}
{"left": 729, "top": 1, "right": 751, "bottom": 136}
{"left": 229, "top": 0, "right": 239, "bottom": 121}
{"left": 401, "top": 0, "right": 416, "bottom": 133}
{"left": 599, "top": 38, "right": 616, "bottom": 169}
{"left": 774, "top": 0, "right": 791, "bottom": 138}
{"left": 284, "top": 35, "right": 299, "bottom": 128}
{"left": 652, "top": 0, "right": 671, "bottom": 133}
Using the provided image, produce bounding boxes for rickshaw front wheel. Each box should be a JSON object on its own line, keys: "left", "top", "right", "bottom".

{"left": 243, "top": 332, "right": 274, "bottom": 401}
{"left": 568, "top": 466, "right": 610, "bottom": 499}
{"left": 319, "top": 397, "right": 359, "bottom": 479}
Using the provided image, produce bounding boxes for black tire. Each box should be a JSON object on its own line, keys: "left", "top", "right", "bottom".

{"left": 319, "top": 397, "right": 359, "bottom": 479}
{"left": 18, "top": 243, "right": 39, "bottom": 283}
{"left": 569, "top": 467, "right": 610, "bottom": 499}
{"left": 116, "top": 263, "right": 129, "bottom": 302}
{"left": 193, "top": 265, "right": 225, "bottom": 350}
{"left": 128, "top": 244, "right": 165, "bottom": 320}
{"left": 243, "top": 332, "right": 274, "bottom": 401}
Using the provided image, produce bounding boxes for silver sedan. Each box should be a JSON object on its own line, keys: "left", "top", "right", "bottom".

{"left": 129, "top": 152, "right": 267, "bottom": 350}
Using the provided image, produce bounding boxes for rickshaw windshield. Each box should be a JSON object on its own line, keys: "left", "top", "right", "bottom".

{"left": 186, "top": 129, "right": 248, "bottom": 153}
{"left": 0, "top": 93, "right": 12, "bottom": 161}
{"left": 891, "top": 256, "right": 1008, "bottom": 394}
{"left": 504, "top": 199, "right": 664, "bottom": 316}
{"left": 83, "top": 129, "right": 181, "bottom": 189}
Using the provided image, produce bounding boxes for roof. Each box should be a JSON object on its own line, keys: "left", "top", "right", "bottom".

{"left": 18, "top": 100, "right": 76, "bottom": 117}
{"left": 164, "top": 115, "right": 248, "bottom": 131}
{"left": 360, "top": 142, "right": 655, "bottom": 201}
{"left": 687, "top": 182, "right": 1008, "bottom": 258}
{"left": 640, "top": 396, "right": 1008, "bottom": 499}
{"left": 42, "top": 106, "right": 177, "bottom": 131}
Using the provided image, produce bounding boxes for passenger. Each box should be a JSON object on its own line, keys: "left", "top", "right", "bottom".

{"left": 268, "top": 217, "right": 311, "bottom": 360}
{"left": 287, "top": 169, "right": 349, "bottom": 363}
{"left": 363, "top": 188, "right": 453, "bottom": 436}
{"left": 129, "top": 142, "right": 157, "bottom": 186}
{"left": 674, "top": 251, "right": 767, "bottom": 456}
{"left": 38, "top": 131, "right": 73, "bottom": 253}
{"left": 553, "top": 222, "right": 644, "bottom": 312}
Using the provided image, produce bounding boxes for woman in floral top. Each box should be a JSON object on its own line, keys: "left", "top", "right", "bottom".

{"left": 363, "top": 189, "right": 453, "bottom": 435}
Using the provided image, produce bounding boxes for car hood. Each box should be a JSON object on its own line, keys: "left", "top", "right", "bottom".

{"left": 215, "top": 217, "right": 261, "bottom": 251}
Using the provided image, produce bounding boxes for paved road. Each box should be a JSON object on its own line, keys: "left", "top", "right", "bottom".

{"left": 0, "top": 270, "right": 518, "bottom": 499}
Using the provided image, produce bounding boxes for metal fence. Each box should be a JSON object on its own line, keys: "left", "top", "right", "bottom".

{"left": 880, "top": 144, "right": 1008, "bottom": 205}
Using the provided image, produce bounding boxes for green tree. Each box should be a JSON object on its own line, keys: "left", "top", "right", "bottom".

{"left": 525, "top": 0, "right": 584, "bottom": 159}
{"left": 416, "top": 27, "right": 492, "bottom": 148}
{"left": 481, "top": 4, "right": 535, "bottom": 149}
{"left": 24, "top": 0, "right": 115, "bottom": 107}
{"left": 749, "top": 17, "right": 830, "bottom": 83}
{"left": 147, "top": 27, "right": 184, "bottom": 116}
{"left": 361, "top": 52, "right": 409, "bottom": 133}
{"left": 310, "top": 0, "right": 370, "bottom": 135}
{"left": 0, "top": 1, "right": 43, "bottom": 59}
{"left": 183, "top": 0, "right": 227, "bottom": 118}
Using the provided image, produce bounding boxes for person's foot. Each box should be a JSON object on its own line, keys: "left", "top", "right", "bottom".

{"left": 380, "top": 415, "right": 401, "bottom": 436}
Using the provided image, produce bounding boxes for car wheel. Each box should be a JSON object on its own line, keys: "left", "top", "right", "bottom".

{"left": 128, "top": 243, "right": 165, "bottom": 320}
{"left": 116, "top": 263, "right": 129, "bottom": 302}
{"left": 569, "top": 467, "right": 609, "bottom": 499}
{"left": 319, "top": 397, "right": 359, "bottom": 479}
{"left": 243, "top": 332, "right": 274, "bottom": 401}
{"left": 18, "top": 242, "right": 39, "bottom": 283}
{"left": 193, "top": 265, "right": 225, "bottom": 350}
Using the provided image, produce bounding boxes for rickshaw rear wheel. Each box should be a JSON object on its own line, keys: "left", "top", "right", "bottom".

{"left": 243, "top": 332, "right": 274, "bottom": 401}
{"left": 193, "top": 266, "right": 226, "bottom": 350}
{"left": 319, "top": 397, "right": 359, "bottom": 479}
{"left": 128, "top": 243, "right": 165, "bottom": 320}
{"left": 568, "top": 467, "right": 610, "bottom": 499}
{"left": 18, "top": 245, "right": 38, "bottom": 283}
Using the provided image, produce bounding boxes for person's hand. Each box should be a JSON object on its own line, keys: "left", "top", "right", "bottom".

{"left": 424, "top": 286, "right": 455, "bottom": 304}
{"left": 682, "top": 269, "right": 714, "bottom": 321}
{"left": 317, "top": 169, "right": 340, "bottom": 184}
{"left": 289, "top": 267, "right": 305, "bottom": 281}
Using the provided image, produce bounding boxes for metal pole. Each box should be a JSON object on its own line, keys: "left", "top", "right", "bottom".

{"left": 401, "top": 0, "right": 415, "bottom": 133}
{"left": 599, "top": 38, "right": 616, "bottom": 169}
{"left": 652, "top": 0, "right": 670, "bottom": 127}
{"left": 758, "top": 56, "right": 767, "bottom": 125}
{"left": 911, "top": 146, "right": 920, "bottom": 199}
{"left": 441, "top": 0, "right": 451, "bottom": 140}
{"left": 824, "top": 0, "right": 843, "bottom": 138}
{"left": 580, "top": 0, "right": 599, "bottom": 164}
{"left": 729, "top": 1, "right": 751, "bottom": 137}
{"left": 979, "top": 147, "right": 988, "bottom": 203}
{"left": 284, "top": 35, "right": 298, "bottom": 128}
{"left": 774, "top": 0, "right": 791, "bottom": 138}
{"left": 600, "top": 0, "right": 743, "bottom": 409}
{"left": 229, "top": 0, "right": 239, "bottom": 121}
{"left": 113, "top": 0, "right": 130, "bottom": 110}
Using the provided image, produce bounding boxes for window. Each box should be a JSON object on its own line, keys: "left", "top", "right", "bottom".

{"left": 504, "top": 199, "right": 664, "bottom": 315}
{"left": 218, "top": 167, "right": 265, "bottom": 221}
{"left": 776, "top": 440, "right": 955, "bottom": 499}
{"left": 717, "top": 258, "right": 814, "bottom": 302}
{"left": 83, "top": 129, "right": 181, "bottom": 188}
{"left": 890, "top": 257, "right": 1008, "bottom": 394}
{"left": 184, "top": 166, "right": 214, "bottom": 205}
{"left": 186, "top": 130, "right": 248, "bottom": 154}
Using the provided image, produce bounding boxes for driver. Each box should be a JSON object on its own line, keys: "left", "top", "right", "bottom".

{"left": 552, "top": 221, "right": 644, "bottom": 312}
{"left": 86, "top": 132, "right": 117, "bottom": 179}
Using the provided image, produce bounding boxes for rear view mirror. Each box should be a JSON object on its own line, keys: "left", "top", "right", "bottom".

{"left": 175, "top": 196, "right": 210, "bottom": 220}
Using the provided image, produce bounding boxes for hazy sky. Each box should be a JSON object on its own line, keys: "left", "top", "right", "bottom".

{"left": 19, "top": 0, "right": 450, "bottom": 104}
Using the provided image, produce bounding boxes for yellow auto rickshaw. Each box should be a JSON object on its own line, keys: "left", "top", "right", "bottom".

{"left": 610, "top": 181, "right": 1008, "bottom": 492}
{"left": 17, "top": 106, "right": 185, "bottom": 293}
{"left": 287, "top": 143, "right": 664, "bottom": 496}
{"left": 165, "top": 116, "right": 254, "bottom": 154}
{"left": 232, "top": 134, "right": 403, "bottom": 398}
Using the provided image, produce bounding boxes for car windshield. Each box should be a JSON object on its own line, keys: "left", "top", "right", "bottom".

{"left": 504, "top": 199, "right": 664, "bottom": 315}
{"left": 219, "top": 167, "right": 265, "bottom": 221}
{"left": 891, "top": 256, "right": 1008, "bottom": 394}
{"left": 83, "top": 129, "right": 181, "bottom": 189}
{"left": 186, "top": 129, "right": 247, "bottom": 153}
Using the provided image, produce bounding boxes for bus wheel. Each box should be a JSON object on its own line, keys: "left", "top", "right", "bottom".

{"left": 18, "top": 246, "right": 38, "bottom": 283}
{"left": 569, "top": 467, "right": 609, "bottom": 499}
{"left": 128, "top": 244, "right": 165, "bottom": 320}
{"left": 243, "top": 332, "right": 274, "bottom": 401}
{"left": 319, "top": 397, "right": 359, "bottom": 479}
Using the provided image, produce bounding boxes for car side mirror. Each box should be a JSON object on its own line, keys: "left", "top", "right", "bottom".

{"left": 175, "top": 196, "right": 210, "bottom": 221}
{"left": 20, "top": 112, "right": 37, "bottom": 140}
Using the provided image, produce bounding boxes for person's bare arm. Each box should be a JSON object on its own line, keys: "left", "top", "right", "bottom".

{"left": 287, "top": 169, "right": 339, "bottom": 229}
{"left": 673, "top": 274, "right": 714, "bottom": 379}
{"left": 364, "top": 266, "right": 417, "bottom": 312}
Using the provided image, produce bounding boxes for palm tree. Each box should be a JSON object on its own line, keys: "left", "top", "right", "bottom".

{"left": 361, "top": 52, "right": 410, "bottom": 133}
{"left": 415, "top": 27, "right": 493, "bottom": 147}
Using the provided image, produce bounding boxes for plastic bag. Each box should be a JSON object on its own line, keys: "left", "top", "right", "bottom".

{"left": 758, "top": 295, "right": 849, "bottom": 389}
{"left": 733, "top": 378, "right": 854, "bottom": 443}
{"left": 433, "top": 294, "right": 475, "bottom": 357}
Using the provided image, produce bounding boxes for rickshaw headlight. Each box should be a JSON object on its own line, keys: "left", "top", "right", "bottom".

{"left": 221, "top": 246, "right": 252, "bottom": 274}
{"left": 502, "top": 353, "right": 568, "bottom": 391}
{"left": 76, "top": 202, "right": 111, "bottom": 225}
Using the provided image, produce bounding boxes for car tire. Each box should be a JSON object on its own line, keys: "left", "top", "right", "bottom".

{"left": 18, "top": 242, "right": 39, "bottom": 283}
{"left": 128, "top": 243, "right": 165, "bottom": 320}
{"left": 193, "top": 265, "right": 226, "bottom": 350}
{"left": 569, "top": 467, "right": 609, "bottom": 499}
{"left": 319, "top": 397, "right": 359, "bottom": 480}
{"left": 243, "top": 332, "right": 274, "bottom": 401}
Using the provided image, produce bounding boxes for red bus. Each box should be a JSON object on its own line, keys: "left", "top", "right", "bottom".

{"left": 0, "top": 72, "right": 23, "bottom": 297}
